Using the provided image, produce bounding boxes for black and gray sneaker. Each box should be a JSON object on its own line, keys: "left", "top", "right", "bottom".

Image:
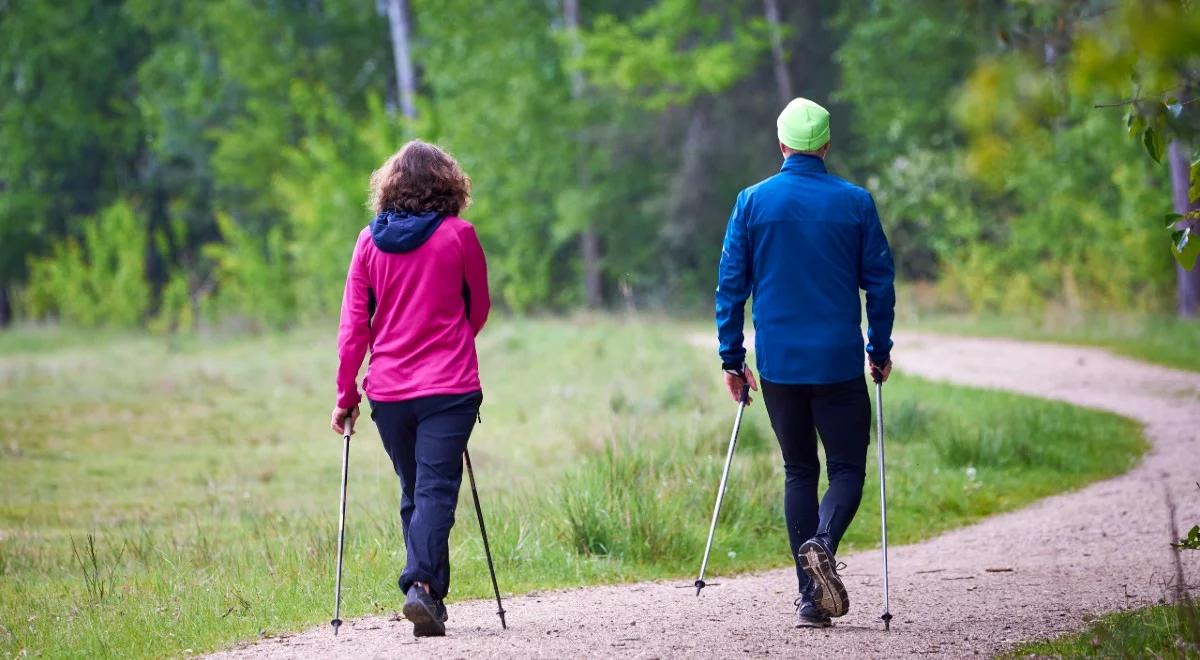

{"left": 797, "top": 536, "right": 849, "bottom": 617}
{"left": 794, "top": 596, "right": 832, "bottom": 628}
{"left": 436, "top": 599, "right": 448, "bottom": 623}
{"left": 403, "top": 585, "right": 446, "bottom": 637}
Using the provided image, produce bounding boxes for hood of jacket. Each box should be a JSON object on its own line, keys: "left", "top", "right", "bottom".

{"left": 370, "top": 209, "right": 446, "bottom": 253}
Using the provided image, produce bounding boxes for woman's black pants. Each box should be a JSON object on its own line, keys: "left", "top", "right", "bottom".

{"left": 370, "top": 391, "right": 482, "bottom": 600}
{"left": 761, "top": 377, "right": 870, "bottom": 595}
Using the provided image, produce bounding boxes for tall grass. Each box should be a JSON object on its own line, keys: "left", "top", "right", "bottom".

{"left": 0, "top": 317, "right": 1146, "bottom": 657}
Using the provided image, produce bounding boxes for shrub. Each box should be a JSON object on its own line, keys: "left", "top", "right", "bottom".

{"left": 24, "top": 201, "right": 151, "bottom": 328}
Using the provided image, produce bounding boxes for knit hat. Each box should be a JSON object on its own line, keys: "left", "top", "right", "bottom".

{"left": 776, "top": 98, "right": 830, "bottom": 151}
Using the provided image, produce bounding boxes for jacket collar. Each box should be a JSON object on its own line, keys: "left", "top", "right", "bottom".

{"left": 780, "top": 153, "right": 828, "bottom": 175}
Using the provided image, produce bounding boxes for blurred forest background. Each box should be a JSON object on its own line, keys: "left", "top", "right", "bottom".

{"left": 2, "top": 0, "right": 1199, "bottom": 331}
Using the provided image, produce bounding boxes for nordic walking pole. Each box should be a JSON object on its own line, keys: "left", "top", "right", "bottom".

{"left": 695, "top": 380, "right": 750, "bottom": 596}
{"left": 331, "top": 413, "right": 354, "bottom": 636}
{"left": 873, "top": 375, "right": 893, "bottom": 631}
{"left": 464, "top": 449, "right": 507, "bottom": 629}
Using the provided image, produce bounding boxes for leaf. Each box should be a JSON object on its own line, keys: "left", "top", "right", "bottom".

{"left": 1166, "top": 100, "right": 1183, "bottom": 119}
{"left": 1191, "top": 159, "right": 1200, "bottom": 204}
{"left": 1142, "top": 126, "right": 1165, "bottom": 164}
{"left": 1172, "top": 226, "right": 1200, "bottom": 270}
{"left": 1165, "top": 212, "right": 1182, "bottom": 228}
{"left": 1172, "top": 524, "right": 1200, "bottom": 551}
{"left": 1127, "top": 113, "right": 1145, "bottom": 138}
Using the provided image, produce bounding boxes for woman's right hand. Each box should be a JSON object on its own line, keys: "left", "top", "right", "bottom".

{"left": 331, "top": 406, "right": 360, "bottom": 435}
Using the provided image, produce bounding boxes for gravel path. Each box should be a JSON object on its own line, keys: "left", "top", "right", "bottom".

{"left": 213, "top": 333, "right": 1200, "bottom": 659}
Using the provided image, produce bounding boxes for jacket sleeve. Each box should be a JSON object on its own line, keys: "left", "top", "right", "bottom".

{"left": 715, "top": 191, "right": 752, "bottom": 368}
{"left": 335, "top": 234, "right": 370, "bottom": 409}
{"left": 462, "top": 224, "right": 491, "bottom": 336}
{"left": 859, "top": 192, "right": 896, "bottom": 366}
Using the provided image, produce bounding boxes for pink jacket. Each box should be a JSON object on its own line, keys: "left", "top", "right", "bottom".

{"left": 336, "top": 212, "right": 490, "bottom": 409}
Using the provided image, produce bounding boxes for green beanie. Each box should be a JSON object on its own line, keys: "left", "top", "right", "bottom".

{"left": 776, "top": 98, "right": 830, "bottom": 151}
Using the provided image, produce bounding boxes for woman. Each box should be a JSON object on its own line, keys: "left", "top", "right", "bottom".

{"left": 331, "top": 140, "right": 490, "bottom": 637}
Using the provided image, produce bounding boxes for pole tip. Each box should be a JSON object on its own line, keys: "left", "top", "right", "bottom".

{"left": 331, "top": 618, "right": 342, "bottom": 636}
{"left": 881, "top": 611, "right": 892, "bottom": 632}
{"left": 498, "top": 609, "right": 508, "bottom": 630}
{"left": 694, "top": 579, "right": 706, "bottom": 597}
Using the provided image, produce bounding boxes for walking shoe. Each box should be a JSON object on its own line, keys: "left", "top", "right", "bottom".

{"left": 436, "top": 599, "right": 448, "bottom": 623}
{"left": 794, "top": 596, "right": 832, "bottom": 628}
{"left": 797, "top": 536, "right": 849, "bottom": 617}
{"left": 403, "top": 585, "right": 446, "bottom": 637}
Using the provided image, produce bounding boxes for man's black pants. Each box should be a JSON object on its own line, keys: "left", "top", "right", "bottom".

{"left": 761, "top": 377, "right": 870, "bottom": 595}
{"left": 370, "top": 391, "right": 482, "bottom": 600}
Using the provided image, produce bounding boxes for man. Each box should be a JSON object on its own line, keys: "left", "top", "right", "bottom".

{"left": 714, "top": 97, "right": 895, "bottom": 628}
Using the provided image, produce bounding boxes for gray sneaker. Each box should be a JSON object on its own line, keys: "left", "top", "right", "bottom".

{"left": 403, "top": 585, "right": 446, "bottom": 637}
{"left": 798, "top": 536, "right": 849, "bottom": 617}
{"left": 794, "top": 596, "right": 832, "bottom": 628}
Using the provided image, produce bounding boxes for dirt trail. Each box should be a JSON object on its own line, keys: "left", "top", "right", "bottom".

{"left": 213, "top": 333, "right": 1200, "bottom": 659}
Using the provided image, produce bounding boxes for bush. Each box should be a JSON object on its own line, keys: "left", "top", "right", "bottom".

{"left": 24, "top": 201, "right": 151, "bottom": 328}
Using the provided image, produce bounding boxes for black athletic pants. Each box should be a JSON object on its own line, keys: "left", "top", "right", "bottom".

{"left": 370, "top": 391, "right": 482, "bottom": 600}
{"left": 761, "top": 377, "right": 870, "bottom": 595}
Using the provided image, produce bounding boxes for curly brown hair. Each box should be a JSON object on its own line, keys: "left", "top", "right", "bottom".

{"left": 368, "top": 140, "right": 471, "bottom": 216}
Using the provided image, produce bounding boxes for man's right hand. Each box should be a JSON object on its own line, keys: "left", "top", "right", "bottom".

{"left": 869, "top": 359, "right": 893, "bottom": 384}
{"left": 723, "top": 366, "right": 758, "bottom": 404}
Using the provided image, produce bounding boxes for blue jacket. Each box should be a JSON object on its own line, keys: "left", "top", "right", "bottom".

{"left": 715, "top": 154, "right": 895, "bottom": 384}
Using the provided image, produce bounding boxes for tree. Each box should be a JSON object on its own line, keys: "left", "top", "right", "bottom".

{"left": 383, "top": 0, "right": 418, "bottom": 119}
{"left": 762, "top": 0, "right": 793, "bottom": 104}
{"left": 563, "top": 0, "right": 604, "bottom": 307}
{"left": 0, "top": 0, "right": 148, "bottom": 324}
{"left": 961, "top": 0, "right": 1200, "bottom": 315}
{"left": 1068, "top": 0, "right": 1200, "bottom": 314}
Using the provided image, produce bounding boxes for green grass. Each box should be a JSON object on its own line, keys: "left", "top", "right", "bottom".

{"left": 911, "top": 311, "right": 1200, "bottom": 372}
{"left": 0, "top": 316, "right": 1147, "bottom": 658}
{"left": 1009, "top": 600, "right": 1200, "bottom": 658}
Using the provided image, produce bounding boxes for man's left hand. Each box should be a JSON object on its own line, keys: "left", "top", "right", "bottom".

{"left": 869, "top": 359, "right": 893, "bottom": 384}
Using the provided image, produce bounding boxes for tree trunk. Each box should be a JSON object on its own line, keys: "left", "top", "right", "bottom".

{"left": 385, "top": 0, "right": 418, "bottom": 119}
{"left": 1168, "top": 141, "right": 1200, "bottom": 317}
{"left": 564, "top": 0, "right": 603, "bottom": 307}
{"left": 763, "top": 0, "right": 793, "bottom": 104}
{"left": 665, "top": 104, "right": 710, "bottom": 247}
{"left": 0, "top": 285, "right": 9, "bottom": 327}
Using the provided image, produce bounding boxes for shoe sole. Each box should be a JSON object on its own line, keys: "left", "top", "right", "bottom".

{"left": 798, "top": 540, "right": 849, "bottom": 617}
{"left": 403, "top": 599, "right": 446, "bottom": 637}
{"left": 796, "top": 616, "right": 833, "bottom": 629}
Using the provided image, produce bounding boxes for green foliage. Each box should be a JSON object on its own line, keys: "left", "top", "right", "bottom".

{"left": 1175, "top": 525, "right": 1200, "bottom": 551}
{"left": 578, "top": 0, "right": 771, "bottom": 110}
{"left": 203, "top": 214, "right": 294, "bottom": 329}
{"left": 272, "top": 94, "right": 410, "bottom": 317}
{"left": 0, "top": 0, "right": 145, "bottom": 287}
{"left": 963, "top": 0, "right": 1200, "bottom": 271}
{"left": 413, "top": 0, "right": 580, "bottom": 310}
{"left": 833, "top": 1, "right": 993, "bottom": 170}
{"left": 24, "top": 201, "right": 151, "bottom": 328}
{"left": 3, "top": 0, "right": 1194, "bottom": 325}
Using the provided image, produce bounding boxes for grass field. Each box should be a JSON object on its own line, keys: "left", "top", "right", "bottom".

{"left": 0, "top": 316, "right": 1146, "bottom": 657}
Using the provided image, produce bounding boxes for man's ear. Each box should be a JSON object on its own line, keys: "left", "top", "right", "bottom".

{"left": 780, "top": 142, "right": 790, "bottom": 158}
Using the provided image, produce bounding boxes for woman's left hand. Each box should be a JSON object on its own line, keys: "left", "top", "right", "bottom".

{"left": 331, "top": 406, "right": 360, "bottom": 435}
